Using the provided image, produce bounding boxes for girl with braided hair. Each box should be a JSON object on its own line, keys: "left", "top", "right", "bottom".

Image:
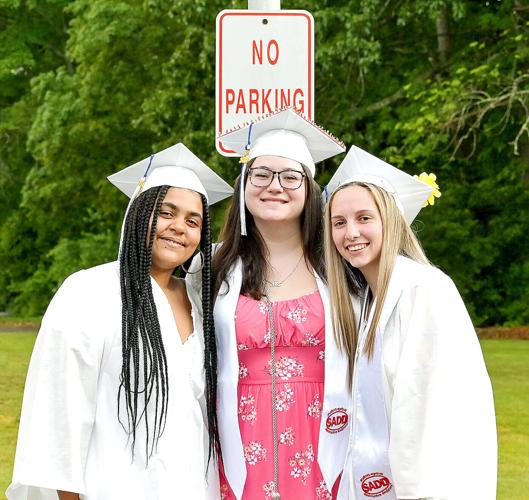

{"left": 7, "top": 144, "right": 232, "bottom": 500}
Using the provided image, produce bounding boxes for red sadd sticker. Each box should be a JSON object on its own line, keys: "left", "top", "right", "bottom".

{"left": 360, "top": 472, "right": 393, "bottom": 497}
{"left": 325, "top": 407, "right": 349, "bottom": 433}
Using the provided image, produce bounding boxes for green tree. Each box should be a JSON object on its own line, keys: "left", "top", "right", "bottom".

{"left": 0, "top": 0, "right": 73, "bottom": 310}
{"left": 0, "top": 0, "right": 528, "bottom": 325}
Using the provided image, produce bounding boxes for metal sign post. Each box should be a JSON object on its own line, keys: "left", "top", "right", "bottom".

{"left": 248, "top": 0, "right": 281, "bottom": 9}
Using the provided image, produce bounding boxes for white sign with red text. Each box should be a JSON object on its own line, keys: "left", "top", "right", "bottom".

{"left": 216, "top": 9, "right": 314, "bottom": 156}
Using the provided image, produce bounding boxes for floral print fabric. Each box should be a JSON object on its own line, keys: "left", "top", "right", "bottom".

{"left": 220, "top": 291, "right": 337, "bottom": 499}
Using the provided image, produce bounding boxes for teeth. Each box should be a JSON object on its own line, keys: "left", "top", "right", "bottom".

{"left": 162, "top": 238, "right": 183, "bottom": 247}
{"left": 347, "top": 243, "right": 368, "bottom": 252}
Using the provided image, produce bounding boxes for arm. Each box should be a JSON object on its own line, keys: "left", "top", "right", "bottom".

{"left": 388, "top": 272, "right": 497, "bottom": 499}
{"left": 8, "top": 272, "right": 100, "bottom": 499}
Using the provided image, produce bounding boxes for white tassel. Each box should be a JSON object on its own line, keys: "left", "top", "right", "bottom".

{"left": 239, "top": 163, "right": 248, "bottom": 236}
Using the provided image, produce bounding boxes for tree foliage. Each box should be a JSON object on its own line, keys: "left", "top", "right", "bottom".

{"left": 0, "top": 0, "right": 528, "bottom": 324}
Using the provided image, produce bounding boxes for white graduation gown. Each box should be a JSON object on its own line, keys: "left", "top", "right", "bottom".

{"left": 337, "top": 256, "right": 497, "bottom": 500}
{"left": 7, "top": 261, "right": 219, "bottom": 500}
{"left": 191, "top": 258, "right": 351, "bottom": 500}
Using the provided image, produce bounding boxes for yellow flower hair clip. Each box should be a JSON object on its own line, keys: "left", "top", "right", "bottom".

{"left": 415, "top": 172, "right": 441, "bottom": 207}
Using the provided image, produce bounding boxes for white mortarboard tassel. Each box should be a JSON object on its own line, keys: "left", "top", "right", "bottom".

{"left": 219, "top": 107, "right": 346, "bottom": 235}
{"left": 108, "top": 142, "right": 233, "bottom": 249}
{"left": 324, "top": 145, "right": 435, "bottom": 225}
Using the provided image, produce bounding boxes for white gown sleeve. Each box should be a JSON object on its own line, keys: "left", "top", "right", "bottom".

{"left": 6, "top": 272, "right": 101, "bottom": 500}
{"left": 388, "top": 271, "right": 497, "bottom": 500}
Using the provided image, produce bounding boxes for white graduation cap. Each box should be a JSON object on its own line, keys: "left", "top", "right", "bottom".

{"left": 324, "top": 145, "right": 434, "bottom": 225}
{"left": 108, "top": 142, "right": 233, "bottom": 205}
{"left": 220, "top": 107, "right": 345, "bottom": 177}
{"left": 219, "top": 107, "right": 345, "bottom": 234}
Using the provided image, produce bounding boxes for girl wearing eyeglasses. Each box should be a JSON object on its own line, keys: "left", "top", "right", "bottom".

{"left": 196, "top": 109, "right": 350, "bottom": 500}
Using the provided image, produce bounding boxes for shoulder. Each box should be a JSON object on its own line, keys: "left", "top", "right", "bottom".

{"left": 392, "top": 255, "right": 455, "bottom": 295}
{"left": 39, "top": 262, "right": 120, "bottom": 348}
{"left": 212, "top": 241, "right": 242, "bottom": 273}
{"left": 46, "top": 261, "right": 119, "bottom": 320}
{"left": 60, "top": 261, "right": 119, "bottom": 290}
{"left": 387, "top": 256, "right": 469, "bottom": 331}
{"left": 381, "top": 256, "right": 461, "bottom": 328}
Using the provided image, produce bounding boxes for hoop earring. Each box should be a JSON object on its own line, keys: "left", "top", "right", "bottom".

{"left": 182, "top": 250, "right": 204, "bottom": 274}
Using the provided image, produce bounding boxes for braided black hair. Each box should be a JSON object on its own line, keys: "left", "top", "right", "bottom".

{"left": 118, "top": 186, "right": 219, "bottom": 466}
{"left": 118, "top": 185, "right": 170, "bottom": 460}
{"left": 194, "top": 195, "right": 220, "bottom": 464}
{"left": 118, "top": 186, "right": 218, "bottom": 465}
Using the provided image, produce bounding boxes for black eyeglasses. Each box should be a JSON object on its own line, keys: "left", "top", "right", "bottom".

{"left": 248, "top": 167, "right": 306, "bottom": 190}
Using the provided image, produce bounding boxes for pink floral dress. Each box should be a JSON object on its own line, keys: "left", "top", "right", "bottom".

{"left": 220, "top": 291, "right": 338, "bottom": 500}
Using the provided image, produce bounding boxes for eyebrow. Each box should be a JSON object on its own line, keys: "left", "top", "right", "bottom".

{"left": 252, "top": 165, "right": 304, "bottom": 173}
{"left": 160, "top": 202, "right": 203, "bottom": 220}
{"left": 330, "top": 209, "right": 376, "bottom": 219}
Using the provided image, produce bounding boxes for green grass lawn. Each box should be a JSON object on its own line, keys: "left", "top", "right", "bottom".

{"left": 482, "top": 340, "right": 529, "bottom": 499}
{"left": 0, "top": 335, "right": 528, "bottom": 498}
{"left": 0, "top": 333, "right": 36, "bottom": 497}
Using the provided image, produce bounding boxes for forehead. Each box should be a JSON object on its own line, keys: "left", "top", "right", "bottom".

{"left": 252, "top": 155, "right": 304, "bottom": 172}
{"left": 331, "top": 184, "right": 378, "bottom": 213}
{"left": 162, "top": 187, "right": 203, "bottom": 214}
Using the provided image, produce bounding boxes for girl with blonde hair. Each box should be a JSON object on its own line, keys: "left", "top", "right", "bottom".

{"left": 324, "top": 146, "right": 497, "bottom": 500}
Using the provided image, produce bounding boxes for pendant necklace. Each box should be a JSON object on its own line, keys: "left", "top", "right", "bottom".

{"left": 265, "top": 252, "right": 304, "bottom": 288}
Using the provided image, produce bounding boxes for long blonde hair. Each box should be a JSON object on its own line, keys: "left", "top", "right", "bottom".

{"left": 324, "top": 182, "right": 429, "bottom": 380}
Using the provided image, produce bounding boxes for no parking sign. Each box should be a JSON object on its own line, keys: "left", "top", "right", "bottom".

{"left": 216, "top": 9, "right": 314, "bottom": 156}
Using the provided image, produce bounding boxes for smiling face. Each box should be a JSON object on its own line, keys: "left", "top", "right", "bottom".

{"left": 244, "top": 155, "right": 307, "bottom": 227}
{"left": 150, "top": 187, "right": 203, "bottom": 275}
{"left": 330, "top": 184, "right": 384, "bottom": 287}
